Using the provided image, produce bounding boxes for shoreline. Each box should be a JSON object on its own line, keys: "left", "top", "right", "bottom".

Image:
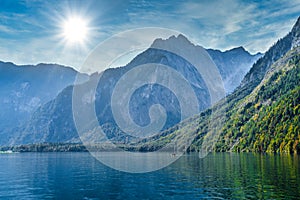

{"left": 1, "top": 143, "right": 298, "bottom": 154}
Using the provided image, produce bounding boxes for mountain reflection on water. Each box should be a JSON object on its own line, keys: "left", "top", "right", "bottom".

{"left": 0, "top": 152, "right": 299, "bottom": 199}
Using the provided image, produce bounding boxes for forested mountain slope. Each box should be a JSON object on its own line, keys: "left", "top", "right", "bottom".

{"left": 134, "top": 17, "right": 300, "bottom": 154}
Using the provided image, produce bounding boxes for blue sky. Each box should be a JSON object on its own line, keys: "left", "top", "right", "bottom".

{"left": 0, "top": 0, "right": 300, "bottom": 71}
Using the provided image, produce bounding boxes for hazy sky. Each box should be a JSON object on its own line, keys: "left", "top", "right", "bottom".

{"left": 0, "top": 0, "right": 300, "bottom": 71}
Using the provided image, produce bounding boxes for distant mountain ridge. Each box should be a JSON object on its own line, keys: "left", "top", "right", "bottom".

{"left": 0, "top": 62, "right": 89, "bottom": 144}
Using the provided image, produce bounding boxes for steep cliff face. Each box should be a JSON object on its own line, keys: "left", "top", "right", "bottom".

{"left": 292, "top": 17, "right": 300, "bottom": 48}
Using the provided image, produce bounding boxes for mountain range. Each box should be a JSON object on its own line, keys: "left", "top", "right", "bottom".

{"left": 0, "top": 34, "right": 262, "bottom": 145}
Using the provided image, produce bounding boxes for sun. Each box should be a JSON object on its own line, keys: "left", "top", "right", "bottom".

{"left": 62, "top": 16, "right": 88, "bottom": 44}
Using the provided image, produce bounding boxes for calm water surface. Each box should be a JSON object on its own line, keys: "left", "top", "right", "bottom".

{"left": 0, "top": 152, "right": 299, "bottom": 199}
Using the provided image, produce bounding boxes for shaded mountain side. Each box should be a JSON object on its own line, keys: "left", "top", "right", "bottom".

{"left": 9, "top": 35, "right": 260, "bottom": 145}
{"left": 0, "top": 62, "right": 89, "bottom": 144}
{"left": 207, "top": 47, "right": 262, "bottom": 93}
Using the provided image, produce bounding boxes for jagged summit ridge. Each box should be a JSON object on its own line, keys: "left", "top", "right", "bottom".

{"left": 150, "top": 34, "right": 206, "bottom": 57}
{"left": 151, "top": 34, "right": 195, "bottom": 48}
{"left": 152, "top": 34, "right": 261, "bottom": 58}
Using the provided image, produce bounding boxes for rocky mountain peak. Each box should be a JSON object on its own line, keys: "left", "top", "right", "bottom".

{"left": 151, "top": 34, "right": 195, "bottom": 48}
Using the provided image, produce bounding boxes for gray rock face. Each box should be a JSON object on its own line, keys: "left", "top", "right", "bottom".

{"left": 207, "top": 47, "right": 262, "bottom": 94}
{"left": 292, "top": 17, "right": 300, "bottom": 48}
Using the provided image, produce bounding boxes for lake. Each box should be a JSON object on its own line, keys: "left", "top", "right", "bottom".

{"left": 0, "top": 152, "right": 299, "bottom": 199}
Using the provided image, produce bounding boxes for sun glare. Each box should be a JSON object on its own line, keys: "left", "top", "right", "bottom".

{"left": 62, "top": 16, "right": 88, "bottom": 44}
